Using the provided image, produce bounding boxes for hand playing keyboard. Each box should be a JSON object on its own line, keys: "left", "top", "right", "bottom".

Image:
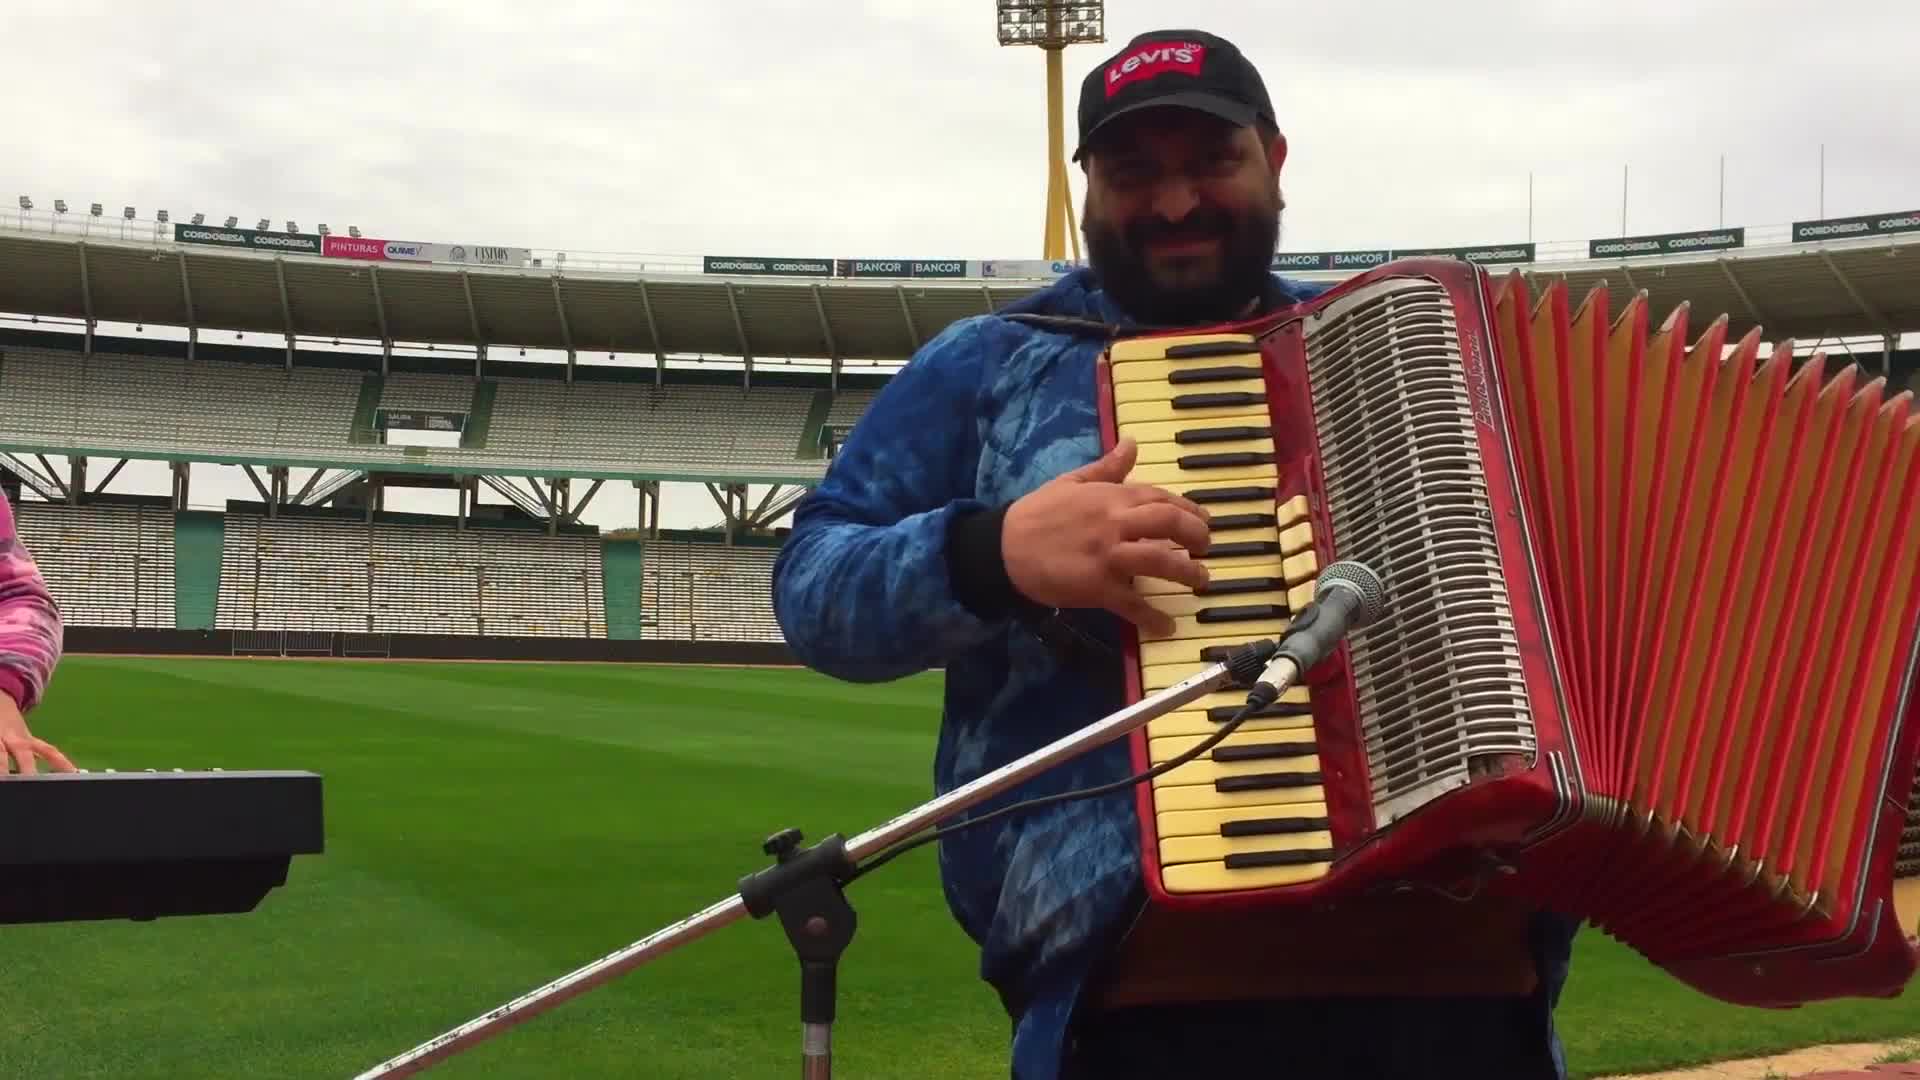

{"left": 0, "top": 694, "right": 73, "bottom": 777}
{"left": 1001, "top": 436, "right": 1214, "bottom": 635}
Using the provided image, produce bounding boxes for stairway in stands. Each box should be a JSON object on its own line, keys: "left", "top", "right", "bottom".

{"left": 172, "top": 511, "right": 226, "bottom": 630}
{"left": 600, "top": 540, "right": 643, "bottom": 640}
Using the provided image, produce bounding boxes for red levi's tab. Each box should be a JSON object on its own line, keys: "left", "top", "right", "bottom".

{"left": 1105, "top": 41, "right": 1206, "bottom": 97}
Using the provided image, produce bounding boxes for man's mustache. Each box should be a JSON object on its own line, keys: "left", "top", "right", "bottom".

{"left": 1124, "top": 209, "right": 1236, "bottom": 249}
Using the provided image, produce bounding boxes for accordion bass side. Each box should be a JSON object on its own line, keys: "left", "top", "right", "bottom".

{"left": 1094, "top": 256, "right": 1920, "bottom": 1007}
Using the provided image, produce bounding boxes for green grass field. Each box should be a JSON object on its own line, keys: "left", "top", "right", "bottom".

{"left": 6, "top": 656, "right": 1919, "bottom": 1079}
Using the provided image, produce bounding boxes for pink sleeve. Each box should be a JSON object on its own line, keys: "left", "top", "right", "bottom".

{"left": 0, "top": 490, "right": 62, "bottom": 712}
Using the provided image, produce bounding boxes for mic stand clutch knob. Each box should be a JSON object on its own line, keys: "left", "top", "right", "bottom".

{"left": 737, "top": 830, "right": 859, "bottom": 1080}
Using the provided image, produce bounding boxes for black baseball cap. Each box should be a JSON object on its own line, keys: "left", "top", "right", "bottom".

{"left": 1073, "top": 29, "right": 1277, "bottom": 161}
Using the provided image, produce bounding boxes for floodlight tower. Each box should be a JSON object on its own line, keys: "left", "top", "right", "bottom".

{"left": 996, "top": 0, "right": 1104, "bottom": 262}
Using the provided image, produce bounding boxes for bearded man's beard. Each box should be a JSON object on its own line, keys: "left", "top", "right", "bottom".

{"left": 1082, "top": 190, "right": 1282, "bottom": 327}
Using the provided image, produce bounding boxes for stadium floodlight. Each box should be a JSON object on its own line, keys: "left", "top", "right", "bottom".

{"left": 286, "top": 221, "right": 298, "bottom": 233}
{"left": 89, "top": 203, "right": 102, "bottom": 217}
{"left": 349, "top": 225, "right": 362, "bottom": 238}
{"left": 995, "top": 0, "right": 1104, "bottom": 262}
{"left": 191, "top": 213, "right": 204, "bottom": 226}
{"left": 318, "top": 223, "right": 329, "bottom": 236}
{"left": 256, "top": 218, "right": 270, "bottom": 231}
{"left": 17, "top": 196, "right": 29, "bottom": 211}
{"left": 122, "top": 206, "right": 135, "bottom": 220}
{"left": 225, "top": 215, "right": 238, "bottom": 228}
{"left": 53, "top": 200, "right": 67, "bottom": 214}
{"left": 157, "top": 209, "right": 169, "bottom": 224}
{"left": 995, "top": 0, "right": 1104, "bottom": 46}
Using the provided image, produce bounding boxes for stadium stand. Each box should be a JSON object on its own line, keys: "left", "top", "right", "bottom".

{"left": 213, "top": 511, "right": 607, "bottom": 638}
{"left": 216, "top": 514, "right": 367, "bottom": 633}
{"left": 639, "top": 537, "right": 782, "bottom": 643}
{"left": 0, "top": 338, "right": 847, "bottom": 483}
{"left": 15, "top": 501, "right": 175, "bottom": 629}
{"left": 1, "top": 345, "right": 363, "bottom": 457}
{"left": 482, "top": 376, "right": 816, "bottom": 474}
{"left": 1, "top": 213, "right": 1912, "bottom": 660}
{"left": 1, "top": 483, "right": 786, "bottom": 649}
{"left": 376, "top": 372, "right": 477, "bottom": 416}
{"left": 823, "top": 388, "right": 877, "bottom": 430}
{"left": 0, "top": 325, "right": 845, "bottom": 652}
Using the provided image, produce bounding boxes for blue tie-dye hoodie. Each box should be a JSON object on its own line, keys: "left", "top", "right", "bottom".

{"left": 771, "top": 267, "right": 1576, "bottom": 1079}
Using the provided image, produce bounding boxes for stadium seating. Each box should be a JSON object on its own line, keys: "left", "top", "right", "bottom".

{"left": 824, "top": 388, "right": 877, "bottom": 431}
{"left": 640, "top": 538, "right": 782, "bottom": 643}
{"left": 0, "top": 344, "right": 840, "bottom": 480}
{"left": 4, "top": 495, "right": 790, "bottom": 644}
{"left": 216, "top": 514, "right": 606, "bottom": 638}
{"left": 481, "top": 377, "right": 815, "bottom": 474}
{"left": 0, "top": 336, "right": 885, "bottom": 647}
{"left": 377, "top": 372, "right": 476, "bottom": 416}
{"left": 14, "top": 502, "right": 175, "bottom": 629}
{"left": 216, "top": 514, "right": 370, "bottom": 633}
{"left": 1, "top": 346, "right": 364, "bottom": 458}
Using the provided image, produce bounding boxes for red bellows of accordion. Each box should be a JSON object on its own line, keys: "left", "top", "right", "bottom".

{"left": 1094, "top": 256, "right": 1920, "bottom": 1008}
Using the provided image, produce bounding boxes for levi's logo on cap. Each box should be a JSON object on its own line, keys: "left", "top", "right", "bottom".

{"left": 1105, "top": 40, "right": 1206, "bottom": 97}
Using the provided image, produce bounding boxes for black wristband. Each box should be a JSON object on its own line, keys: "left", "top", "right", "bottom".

{"left": 947, "top": 504, "right": 1019, "bottom": 618}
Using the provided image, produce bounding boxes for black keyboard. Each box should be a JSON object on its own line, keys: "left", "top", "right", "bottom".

{"left": 0, "top": 769, "right": 323, "bottom": 925}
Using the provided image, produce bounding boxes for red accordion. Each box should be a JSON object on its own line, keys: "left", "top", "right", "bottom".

{"left": 1094, "top": 256, "right": 1920, "bottom": 1007}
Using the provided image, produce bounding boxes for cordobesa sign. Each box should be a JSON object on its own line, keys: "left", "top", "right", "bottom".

{"left": 172, "top": 224, "right": 322, "bottom": 255}
{"left": 170, "top": 223, "right": 528, "bottom": 267}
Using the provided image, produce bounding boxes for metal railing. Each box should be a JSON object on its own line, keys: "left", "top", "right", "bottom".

{"left": 229, "top": 629, "right": 393, "bottom": 657}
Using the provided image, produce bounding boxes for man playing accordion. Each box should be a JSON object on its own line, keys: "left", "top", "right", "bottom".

{"left": 774, "top": 26, "right": 1576, "bottom": 1080}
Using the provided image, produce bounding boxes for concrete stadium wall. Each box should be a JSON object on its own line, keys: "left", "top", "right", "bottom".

{"left": 61, "top": 626, "right": 800, "bottom": 667}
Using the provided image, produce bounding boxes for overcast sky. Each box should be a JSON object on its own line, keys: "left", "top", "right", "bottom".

{"left": 4, "top": 0, "right": 1917, "bottom": 528}
{"left": 12, "top": 0, "right": 1916, "bottom": 259}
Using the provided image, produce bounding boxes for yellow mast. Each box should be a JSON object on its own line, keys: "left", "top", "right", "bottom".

{"left": 1043, "top": 47, "right": 1079, "bottom": 262}
{"left": 998, "top": 2, "right": 1105, "bottom": 262}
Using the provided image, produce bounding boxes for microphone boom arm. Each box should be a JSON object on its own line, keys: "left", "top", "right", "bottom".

{"left": 354, "top": 642, "right": 1283, "bottom": 1079}
{"left": 355, "top": 559, "right": 1385, "bottom": 1080}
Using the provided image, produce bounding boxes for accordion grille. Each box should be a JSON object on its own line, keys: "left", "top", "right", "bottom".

{"left": 1301, "top": 277, "right": 1538, "bottom": 827}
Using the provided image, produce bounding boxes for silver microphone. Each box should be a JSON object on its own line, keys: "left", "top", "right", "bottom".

{"left": 1247, "top": 560, "right": 1389, "bottom": 708}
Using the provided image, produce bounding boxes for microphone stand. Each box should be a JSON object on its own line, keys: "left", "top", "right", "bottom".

{"left": 354, "top": 640, "right": 1286, "bottom": 1080}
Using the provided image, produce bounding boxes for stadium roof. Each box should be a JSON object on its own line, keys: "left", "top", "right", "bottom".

{"left": 1527, "top": 233, "right": 1920, "bottom": 347}
{"left": 0, "top": 225, "right": 1915, "bottom": 366}
{"left": 0, "top": 230, "right": 1034, "bottom": 365}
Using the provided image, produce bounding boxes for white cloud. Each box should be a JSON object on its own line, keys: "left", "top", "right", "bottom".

{"left": 6, "top": 0, "right": 1913, "bottom": 259}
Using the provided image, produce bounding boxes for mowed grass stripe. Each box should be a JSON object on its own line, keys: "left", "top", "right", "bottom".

{"left": 8, "top": 657, "right": 1005, "bottom": 1079}
{"left": 8, "top": 657, "right": 1920, "bottom": 1078}
{"left": 99, "top": 657, "right": 942, "bottom": 788}
{"left": 6, "top": 858, "right": 568, "bottom": 1080}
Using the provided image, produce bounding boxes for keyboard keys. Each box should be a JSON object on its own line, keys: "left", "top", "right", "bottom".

{"left": 1107, "top": 331, "right": 1338, "bottom": 895}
